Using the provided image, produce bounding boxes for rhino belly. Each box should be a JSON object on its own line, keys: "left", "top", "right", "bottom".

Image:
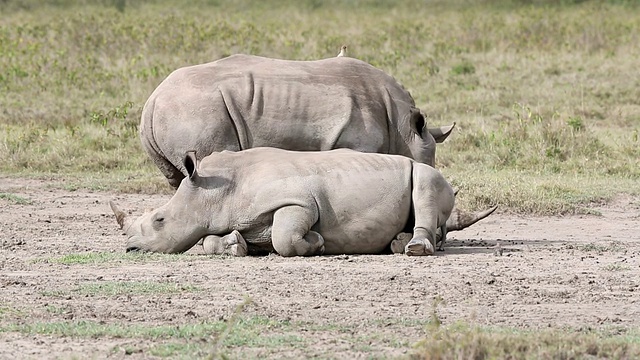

{"left": 313, "top": 187, "right": 412, "bottom": 255}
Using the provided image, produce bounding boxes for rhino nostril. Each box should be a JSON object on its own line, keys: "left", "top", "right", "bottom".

{"left": 126, "top": 246, "right": 140, "bottom": 253}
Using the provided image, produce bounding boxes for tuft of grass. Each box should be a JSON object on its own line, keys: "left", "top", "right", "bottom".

{"left": 0, "top": 193, "right": 32, "bottom": 205}
{"left": 37, "top": 251, "right": 193, "bottom": 265}
{"left": 440, "top": 103, "right": 637, "bottom": 178}
{"left": 0, "top": 305, "right": 24, "bottom": 319}
{"left": 1, "top": 320, "right": 227, "bottom": 339}
{"left": 42, "top": 281, "right": 200, "bottom": 297}
{"left": 565, "top": 241, "right": 626, "bottom": 253}
{"left": 44, "top": 305, "right": 67, "bottom": 315}
{"left": 450, "top": 60, "right": 475, "bottom": 76}
{"left": 413, "top": 297, "right": 640, "bottom": 359}
{"left": 602, "top": 263, "right": 631, "bottom": 272}
{"left": 207, "top": 296, "right": 254, "bottom": 359}
{"left": 411, "top": 323, "right": 640, "bottom": 360}
{"left": 443, "top": 168, "right": 639, "bottom": 215}
{"left": 1, "top": 313, "right": 304, "bottom": 357}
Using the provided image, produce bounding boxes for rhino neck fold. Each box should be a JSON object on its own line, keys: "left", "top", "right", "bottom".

{"left": 218, "top": 88, "right": 250, "bottom": 150}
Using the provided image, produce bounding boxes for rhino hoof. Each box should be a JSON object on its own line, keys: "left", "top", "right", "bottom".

{"left": 225, "top": 231, "right": 247, "bottom": 257}
{"left": 202, "top": 230, "right": 248, "bottom": 257}
{"left": 390, "top": 233, "right": 412, "bottom": 254}
{"left": 405, "top": 238, "right": 435, "bottom": 256}
{"left": 390, "top": 239, "right": 405, "bottom": 254}
{"left": 228, "top": 243, "right": 248, "bottom": 257}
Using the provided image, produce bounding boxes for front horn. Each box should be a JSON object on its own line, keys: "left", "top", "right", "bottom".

{"left": 446, "top": 205, "right": 498, "bottom": 232}
{"left": 109, "top": 200, "right": 130, "bottom": 230}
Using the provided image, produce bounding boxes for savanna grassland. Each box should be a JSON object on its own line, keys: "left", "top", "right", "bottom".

{"left": 2, "top": 0, "right": 640, "bottom": 359}
{"left": 1, "top": 0, "right": 639, "bottom": 213}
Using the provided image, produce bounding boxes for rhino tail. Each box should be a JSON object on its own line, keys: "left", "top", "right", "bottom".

{"left": 445, "top": 205, "right": 498, "bottom": 232}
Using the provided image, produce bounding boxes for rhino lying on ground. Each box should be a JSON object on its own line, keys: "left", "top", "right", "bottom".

{"left": 110, "top": 148, "right": 495, "bottom": 257}
{"left": 141, "top": 54, "right": 455, "bottom": 189}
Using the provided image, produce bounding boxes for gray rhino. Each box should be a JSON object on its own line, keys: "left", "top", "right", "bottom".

{"left": 141, "top": 54, "right": 455, "bottom": 189}
{"left": 110, "top": 148, "right": 494, "bottom": 257}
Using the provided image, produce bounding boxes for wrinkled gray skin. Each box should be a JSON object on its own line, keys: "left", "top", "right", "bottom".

{"left": 111, "top": 148, "right": 457, "bottom": 257}
{"left": 141, "top": 54, "right": 455, "bottom": 190}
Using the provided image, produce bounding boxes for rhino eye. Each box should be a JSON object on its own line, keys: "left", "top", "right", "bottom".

{"left": 152, "top": 216, "right": 165, "bottom": 229}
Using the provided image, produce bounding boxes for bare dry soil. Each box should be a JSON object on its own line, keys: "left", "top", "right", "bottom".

{"left": 1, "top": 177, "right": 639, "bottom": 359}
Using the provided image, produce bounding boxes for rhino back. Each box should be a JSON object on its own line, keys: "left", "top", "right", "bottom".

{"left": 202, "top": 148, "right": 413, "bottom": 254}
{"left": 147, "top": 55, "right": 417, "bottom": 162}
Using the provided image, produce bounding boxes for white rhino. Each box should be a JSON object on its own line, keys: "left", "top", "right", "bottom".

{"left": 141, "top": 54, "right": 455, "bottom": 189}
{"left": 110, "top": 148, "right": 493, "bottom": 257}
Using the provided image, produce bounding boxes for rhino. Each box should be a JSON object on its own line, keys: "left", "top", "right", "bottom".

{"left": 110, "top": 148, "right": 495, "bottom": 257}
{"left": 140, "top": 54, "right": 455, "bottom": 190}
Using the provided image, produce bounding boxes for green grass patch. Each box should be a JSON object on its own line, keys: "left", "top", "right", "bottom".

{"left": 2, "top": 319, "right": 225, "bottom": 339}
{"left": 565, "top": 241, "right": 626, "bottom": 253}
{"left": 0, "top": 193, "right": 32, "bottom": 205}
{"left": 444, "top": 169, "right": 639, "bottom": 215}
{"left": 0, "top": 305, "right": 24, "bottom": 319}
{"left": 1, "top": 316, "right": 304, "bottom": 358}
{"left": 412, "top": 323, "right": 640, "bottom": 360}
{"left": 42, "top": 281, "right": 199, "bottom": 297}
{"left": 44, "top": 305, "right": 67, "bottom": 315}
{"left": 602, "top": 263, "right": 632, "bottom": 272}
{"left": 38, "top": 251, "right": 192, "bottom": 265}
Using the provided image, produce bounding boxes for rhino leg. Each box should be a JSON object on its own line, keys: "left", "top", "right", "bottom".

{"left": 390, "top": 232, "right": 412, "bottom": 254}
{"left": 405, "top": 229, "right": 436, "bottom": 256}
{"left": 391, "top": 227, "right": 448, "bottom": 254}
{"left": 271, "top": 206, "right": 325, "bottom": 257}
{"left": 405, "top": 165, "right": 453, "bottom": 256}
{"left": 201, "top": 230, "right": 248, "bottom": 257}
{"left": 437, "top": 224, "right": 448, "bottom": 251}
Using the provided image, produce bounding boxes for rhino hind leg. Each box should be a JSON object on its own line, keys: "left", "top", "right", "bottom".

{"left": 390, "top": 232, "right": 412, "bottom": 254}
{"left": 201, "top": 230, "right": 248, "bottom": 257}
{"left": 271, "top": 206, "right": 325, "bottom": 257}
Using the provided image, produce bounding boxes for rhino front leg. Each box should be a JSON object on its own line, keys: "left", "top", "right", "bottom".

{"left": 201, "top": 230, "right": 248, "bottom": 257}
{"left": 271, "top": 206, "right": 325, "bottom": 257}
{"left": 405, "top": 165, "right": 455, "bottom": 256}
{"left": 391, "top": 227, "right": 447, "bottom": 254}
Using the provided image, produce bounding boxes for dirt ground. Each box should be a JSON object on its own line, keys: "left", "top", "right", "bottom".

{"left": 1, "top": 177, "right": 640, "bottom": 359}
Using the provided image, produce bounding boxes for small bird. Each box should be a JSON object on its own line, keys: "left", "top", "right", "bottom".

{"left": 337, "top": 45, "right": 347, "bottom": 57}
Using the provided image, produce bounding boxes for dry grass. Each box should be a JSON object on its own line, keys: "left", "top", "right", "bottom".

{"left": 413, "top": 322, "right": 640, "bottom": 360}
{"left": 1, "top": 0, "right": 639, "bottom": 214}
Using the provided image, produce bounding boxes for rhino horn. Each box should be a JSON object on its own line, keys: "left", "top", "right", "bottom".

{"left": 428, "top": 122, "right": 456, "bottom": 143}
{"left": 109, "top": 200, "right": 130, "bottom": 230}
{"left": 446, "top": 205, "right": 498, "bottom": 232}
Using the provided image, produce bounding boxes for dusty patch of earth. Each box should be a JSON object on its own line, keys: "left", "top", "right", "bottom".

{"left": 1, "top": 177, "right": 640, "bottom": 359}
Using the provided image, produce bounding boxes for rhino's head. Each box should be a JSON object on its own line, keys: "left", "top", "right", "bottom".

{"left": 110, "top": 151, "right": 226, "bottom": 253}
{"left": 406, "top": 107, "right": 455, "bottom": 167}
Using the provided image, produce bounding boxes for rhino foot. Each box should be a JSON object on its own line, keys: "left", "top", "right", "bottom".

{"left": 405, "top": 237, "right": 435, "bottom": 256}
{"left": 390, "top": 232, "right": 413, "bottom": 254}
{"left": 202, "top": 230, "right": 248, "bottom": 257}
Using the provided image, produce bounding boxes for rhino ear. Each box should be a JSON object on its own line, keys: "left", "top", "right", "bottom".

{"left": 428, "top": 122, "right": 456, "bottom": 143}
{"left": 408, "top": 108, "right": 426, "bottom": 139}
{"left": 184, "top": 151, "right": 199, "bottom": 180}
